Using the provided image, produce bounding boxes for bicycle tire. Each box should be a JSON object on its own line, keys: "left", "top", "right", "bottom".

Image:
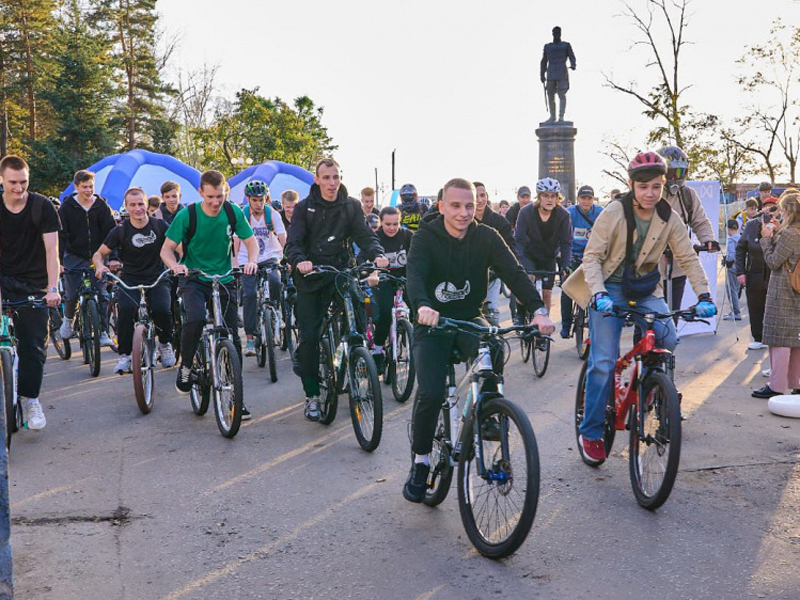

{"left": 2, "top": 351, "right": 14, "bottom": 449}
{"left": 132, "top": 324, "right": 155, "bottom": 414}
{"left": 348, "top": 346, "right": 383, "bottom": 452}
{"left": 318, "top": 337, "right": 338, "bottom": 425}
{"left": 256, "top": 310, "right": 267, "bottom": 368}
{"left": 519, "top": 336, "right": 531, "bottom": 363}
{"left": 532, "top": 337, "right": 550, "bottom": 378}
{"left": 265, "top": 310, "right": 277, "bottom": 383}
{"left": 283, "top": 299, "right": 295, "bottom": 355}
{"left": 390, "top": 319, "right": 415, "bottom": 403}
{"left": 574, "top": 307, "right": 589, "bottom": 360}
{"left": 423, "top": 409, "right": 453, "bottom": 507}
{"left": 172, "top": 310, "right": 182, "bottom": 364}
{"left": 107, "top": 296, "right": 119, "bottom": 353}
{"left": 189, "top": 343, "right": 210, "bottom": 416}
{"left": 213, "top": 338, "right": 244, "bottom": 438}
{"left": 78, "top": 311, "right": 89, "bottom": 365}
{"left": 86, "top": 299, "right": 102, "bottom": 377}
{"left": 50, "top": 312, "right": 71, "bottom": 360}
{"left": 574, "top": 361, "right": 616, "bottom": 466}
{"left": 457, "top": 396, "right": 540, "bottom": 559}
{"left": 629, "top": 371, "right": 681, "bottom": 510}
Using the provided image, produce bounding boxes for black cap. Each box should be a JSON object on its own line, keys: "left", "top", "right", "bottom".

{"left": 577, "top": 185, "right": 595, "bottom": 198}
{"left": 517, "top": 186, "right": 532, "bottom": 197}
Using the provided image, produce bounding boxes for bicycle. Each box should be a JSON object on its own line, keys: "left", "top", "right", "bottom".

{"left": 516, "top": 270, "right": 559, "bottom": 377}
{"left": 0, "top": 295, "right": 48, "bottom": 450}
{"left": 572, "top": 303, "right": 589, "bottom": 360}
{"left": 253, "top": 263, "right": 285, "bottom": 383}
{"left": 184, "top": 268, "right": 245, "bottom": 438}
{"left": 421, "top": 317, "right": 542, "bottom": 559}
{"left": 281, "top": 267, "right": 299, "bottom": 358}
{"left": 64, "top": 267, "right": 103, "bottom": 377}
{"left": 170, "top": 275, "right": 183, "bottom": 364}
{"left": 312, "top": 264, "right": 383, "bottom": 452}
{"left": 48, "top": 277, "right": 71, "bottom": 360}
{"left": 378, "top": 272, "right": 415, "bottom": 403}
{"left": 104, "top": 270, "right": 171, "bottom": 414}
{"left": 106, "top": 278, "right": 120, "bottom": 353}
{"left": 574, "top": 304, "right": 707, "bottom": 509}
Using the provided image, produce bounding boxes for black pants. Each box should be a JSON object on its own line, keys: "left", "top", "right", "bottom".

{"left": 178, "top": 278, "right": 240, "bottom": 367}
{"left": 3, "top": 290, "right": 48, "bottom": 399}
{"left": 296, "top": 285, "right": 338, "bottom": 380}
{"left": 560, "top": 256, "right": 583, "bottom": 328}
{"left": 372, "top": 281, "right": 394, "bottom": 347}
{"left": 410, "top": 319, "right": 503, "bottom": 456}
{"left": 745, "top": 274, "right": 769, "bottom": 343}
{"left": 116, "top": 279, "right": 172, "bottom": 355}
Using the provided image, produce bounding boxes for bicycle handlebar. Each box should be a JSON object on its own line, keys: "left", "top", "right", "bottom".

{"left": 693, "top": 241, "right": 721, "bottom": 254}
{"left": 104, "top": 269, "right": 171, "bottom": 291}
{"left": 2, "top": 297, "right": 48, "bottom": 309}
{"left": 432, "top": 316, "right": 543, "bottom": 340}
{"left": 608, "top": 303, "right": 709, "bottom": 325}
{"left": 184, "top": 267, "right": 243, "bottom": 281}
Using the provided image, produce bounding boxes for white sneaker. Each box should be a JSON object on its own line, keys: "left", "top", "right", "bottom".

{"left": 115, "top": 354, "right": 132, "bottom": 374}
{"left": 747, "top": 342, "right": 767, "bottom": 350}
{"left": 59, "top": 319, "right": 73, "bottom": 339}
{"left": 762, "top": 368, "right": 771, "bottom": 377}
{"left": 159, "top": 343, "right": 176, "bottom": 368}
{"left": 22, "top": 398, "right": 46, "bottom": 430}
{"left": 100, "top": 332, "right": 113, "bottom": 347}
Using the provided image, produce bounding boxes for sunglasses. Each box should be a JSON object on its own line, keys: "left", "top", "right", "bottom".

{"left": 666, "top": 168, "right": 687, "bottom": 180}
{"left": 766, "top": 205, "right": 778, "bottom": 212}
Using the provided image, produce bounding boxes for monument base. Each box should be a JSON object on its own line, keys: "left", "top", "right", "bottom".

{"left": 536, "top": 122, "right": 577, "bottom": 206}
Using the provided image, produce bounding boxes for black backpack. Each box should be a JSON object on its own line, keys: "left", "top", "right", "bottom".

{"left": 184, "top": 201, "right": 237, "bottom": 254}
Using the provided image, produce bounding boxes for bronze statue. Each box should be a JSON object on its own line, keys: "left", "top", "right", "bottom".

{"left": 540, "top": 26, "right": 576, "bottom": 124}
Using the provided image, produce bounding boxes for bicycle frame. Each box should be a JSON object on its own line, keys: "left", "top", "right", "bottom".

{"left": 389, "top": 284, "right": 410, "bottom": 363}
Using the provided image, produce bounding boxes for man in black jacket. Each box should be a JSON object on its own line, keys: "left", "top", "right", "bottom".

{"left": 402, "top": 178, "right": 555, "bottom": 503}
{"left": 504, "top": 186, "right": 532, "bottom": 230}
{"left": 59, "top": 170, "right": 117, "bottom": 345}
{"left": 284, "top": 159, "right": 389, "bottom": 421}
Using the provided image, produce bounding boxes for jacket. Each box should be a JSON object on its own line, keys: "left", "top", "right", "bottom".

{"left": 735, "top": 218, "right": 770, "bottom": 284}
{"left": 760, "top": 226, "right": 800, "bottom": 347}
{"left": 514, "top": 203, "right": 572, "bottom": 272}
{"left": 476, "top": 205, "right": 516, "bottom": 257}
{"left": 285, "top": 183, "right": 384, "bottom": 292}
{"left": 563, "top": 192, "right": 710, "bottom": 309}
{"left": 661, "top": 185, "right": 717, "bottom": 279}
{"left": 406, "top": 216, "right": 543, "bottom": 320}
{"left": 58, "top": 193, "right": 117, "bottom": 260}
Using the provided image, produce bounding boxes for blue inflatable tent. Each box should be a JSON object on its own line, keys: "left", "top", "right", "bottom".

{"left": 59, "top": 149, "right": 201, "bottom": 211}
{"left": 228, "top": 161, "right": 314, "bottom": 205}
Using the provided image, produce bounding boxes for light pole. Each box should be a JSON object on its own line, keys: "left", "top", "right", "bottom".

{"left": 0, "top": 31, "right": 8, "bottom": 159}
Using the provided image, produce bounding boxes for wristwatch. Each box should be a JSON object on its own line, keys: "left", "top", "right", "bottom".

{"left": 534, "top": 307, "right": 548, "bottom": 317}
{"left": 49, "top": 286, "right": 58, "bottom": 294}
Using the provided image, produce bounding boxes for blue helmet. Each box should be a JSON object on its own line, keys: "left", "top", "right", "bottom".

{"left": 399, "top": 183, "right": 417, "bottom": 208}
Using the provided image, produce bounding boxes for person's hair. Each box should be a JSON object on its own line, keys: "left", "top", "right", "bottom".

{"left": 727, "top": 219, "right": 739, "bottom": 230}
{"left": 315, "top": 158, "right": 340, "bottom": 175}
{"left": 74, "top": 169, "right": 95, "bottom": 185}
{"left": 499, "top": 199, "right": 510, "bottom": 208}
{"left": 472, "top": 181, "right": 486, "bottom": 192}
{"left": 148, "top": 195, "right": 161, "bottom": 208}
{"left": 124, "top": 187, "right": 146, "bottom": 203}
{"left": 777, "top": 190, "right": 800, "bottom": 233}
{"left": 161, "top": 180, "right": 180, "bottom": 195}
{"left": 745, "top": 198, "right": 758, "bottom": 210}
{"left": 442, "top": 178, "right": 475, "bottom": 196}
{"left": 281, "top": 189, "right": 299, "bottom": 203}
{"left": 379, "top": 206, "right": 399, "bottom": 219}
{"left": 199, "top": 170, "right": 228, "bottom": 192}
{"left": 0, "top": 155, "right": 29, "bottom": 175}
{"left": 360, "top": 187, "right": 375, "bottom": 198}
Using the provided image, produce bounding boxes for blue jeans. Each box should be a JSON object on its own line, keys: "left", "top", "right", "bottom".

{"left": 580, "top": 282, "right": 678, "bottom": 440}
{"left": 725, "top": 268, "right": 741, "bottom": 316}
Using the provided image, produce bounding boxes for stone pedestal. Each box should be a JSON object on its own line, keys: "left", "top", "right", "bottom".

{"left": 536, "top": 122, "right": 577, "bottom": 206}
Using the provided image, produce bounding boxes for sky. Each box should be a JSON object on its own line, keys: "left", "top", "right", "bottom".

{"left": 157, "top": 0, "right": 800, "bottom": 202}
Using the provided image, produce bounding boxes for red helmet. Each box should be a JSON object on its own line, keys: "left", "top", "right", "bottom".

{"left": 627, "top": 152, "right": 667, "bottom": 182}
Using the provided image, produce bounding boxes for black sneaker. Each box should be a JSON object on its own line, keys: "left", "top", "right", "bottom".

{"left": 241, "top": 405, "right": 251, "bottom": 421}
{"left": 304, "top": 397, "right": 321, "bottom": 422}
{"left": 372, "top": 353, "right": 384, "bottom": 374}
{"left": 752, "top": 385, "right": 781, "bottom": 399}
{"left": 402, "top": 462, "right": 430, "bottom": 503}
{"left": 175, "top": 365, "right": 192, "bottom": 395}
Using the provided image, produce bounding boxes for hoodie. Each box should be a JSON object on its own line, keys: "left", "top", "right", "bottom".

{"left": 406, "top": 216, "right": 544, "bottom": 320}
{"left": 58, "top": 193, "right": 117, "bottom": 260}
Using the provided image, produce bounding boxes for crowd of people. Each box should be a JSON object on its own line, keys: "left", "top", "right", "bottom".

{"left": 1, "top": 143, "right": 799, "bottom": 498}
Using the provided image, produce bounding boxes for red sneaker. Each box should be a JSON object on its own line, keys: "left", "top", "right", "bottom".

{"left": 579, "top": 435, "right": 606, "bottom": 462}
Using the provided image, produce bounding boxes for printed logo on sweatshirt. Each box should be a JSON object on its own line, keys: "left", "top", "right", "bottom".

{"left": 131, "top": 230, "right": 157, "bottom": 248}
{"left": 435, "top": 281, "right": 470, "bottom": 303}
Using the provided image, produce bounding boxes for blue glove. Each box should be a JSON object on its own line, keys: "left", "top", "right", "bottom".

{"left": 695, "top": 293, "right": 716, "bottom": 318}
{"left": 592, "top": 292, "right": 613, "bottom": 313}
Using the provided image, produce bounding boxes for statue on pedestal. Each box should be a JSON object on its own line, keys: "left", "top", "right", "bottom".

{"left": 540, "top": 26, "right": 576, "bottom": 124}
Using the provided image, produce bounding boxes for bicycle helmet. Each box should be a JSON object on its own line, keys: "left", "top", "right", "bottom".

{"left": 627, "top": 152, "right": 667, "bottom": 182}
{"left": 535, "top": 177, "right": 561, "bottom": 194}
{"left": 658, "top": 145, "right": 689, "bottom": 192}
{"left": 244, "top": 179, "right": 269, "bottom": 198}
{"left": 271, "top": 199, "right": 282, "bottom": 211}
{"left": 119, "top": 206, "right": 130, "bottom": 220}
{"left": 399, "top": 183, "right": 417, "bottom": 208}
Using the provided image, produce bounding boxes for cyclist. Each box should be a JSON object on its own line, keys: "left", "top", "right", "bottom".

{"left": 92, "top": 187, "right": 175, "bottom": 374}
{"left": 562, "top": 152, "right": 716, "bottom": 462}
{"left": 514, "top": 177, "right": 573, "bottom": 315}
{"left": 505, "top": 186, "right": 532, "bottom": 230}
{"left": 397, "top": 183, "right": 427, "bottom": 232}
{"left": 152, "top": 180, "right": 185, "bottom": 224}
{"left": 236, "top": 180, "right": 286, "bottom": 357}
{"left": 402, "top": 178, "right": 555, "bottom": 503}
{"left": 58, "top": 169, "right": 116, "bottom": 346}
{"left": 0, "top": 155, "right": 62, "bottom": 431}
{"left": 357, "top": 205, "right": 413, "bottom": 369}
{"left": 560, "top": 184, "right": 602, "bottom": 338}
{"left": 657, "top": 145, "right": 718, "bottom": 313}
{"left": 360, "top": 187, "right": 380, "bottom": 217}
{"left": 280, "top": 190, "right": 298, "bottom": 230}
{"left": 284, "top": 158, "right": 388, "bottom": 422}
{"left": 159, "top": 170, "right": 259, "bottom": 409}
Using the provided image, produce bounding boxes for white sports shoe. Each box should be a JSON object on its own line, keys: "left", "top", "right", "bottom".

{"left": 159, "top": 343, "right": 176, "bottom": 368}
{"left": 115, "top": 354, "right": 132, "bottom": 374}
{"left": 747, "top": 342, "right": 767, "bottom": 350}
{"left": 22, "top": 398, "right": 46, "bottom": 430}
{"left": 100, "top": 332, "right": 114, "bottom": 347}
{"left": 59, "top": 319, "right": 73, "bottom": 339}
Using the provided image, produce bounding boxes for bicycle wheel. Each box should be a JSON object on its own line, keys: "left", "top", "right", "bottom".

{"left": 107, "top": 296, "right": 119, "bottom": 353}
{"left": 85, "top": 299, "right": 102, "bottom": 377}
{"left": 49, "top": 309, "right": 71, "bottom": 360}
{"left": 390, "top": 319, "right": 415, "bottom": 403}
{"left": 132, "top": 324, "right": 155, "bottom": 414}
{"left": 574, "top": 361, "right": 616, "bottom": 466}
{"left": 318, "top": 336, "right": 339, "bottom": 425}
{"left": 78, "top": 312, "right": 89, "bottom": 365}
{"left": 457, "top": 396, "right": 540, "bottom": 559}
{"left": 348, "top": 346, "right": 383, "bottom": 452}
{"left": 423, "top": 409, "right": 453, "bottom": 507}
{"left": 2, "top": 351, "right": 14, "bottom": 449}
{"left": 532, "top": 337, "right": 550, "bottom": 378}
{"left": 255, "top": 310, "right": 267, "bottom": 368}
{"left": 213, "top": 338, "right": 244, "bottom": 438}
{"left": 519, "top": 336, "right": 531, "bottom": 363}
{"left": 189, "top": 343, "right": 210, "bottom": 416}
{"left": 629, "top": 371, "right": 681, "bottom": 510}
{"left": 264, "top": 310, "right": 277, "bottom": 383}
{"left": 574, "top": 307, "right": 589, "bottom": 360}
{"left": 171, "top": 309, "right": 182, "bottom": 364}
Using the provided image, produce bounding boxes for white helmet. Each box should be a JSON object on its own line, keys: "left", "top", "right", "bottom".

{"left": 535, "top": 177, "right": 561, "bottom": 194}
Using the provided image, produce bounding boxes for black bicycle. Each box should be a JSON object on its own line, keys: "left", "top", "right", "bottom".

{"left": 64, "top": 267, "right": 103, "bottom": 377}
{"left": 253, "top": 263, "right": 285, "bottom": 383}
{"left": 516, "top": 270, "right": 559, "bottom": 377}
{"left": 48, "top": 277, "right": 71, "bottom": 360}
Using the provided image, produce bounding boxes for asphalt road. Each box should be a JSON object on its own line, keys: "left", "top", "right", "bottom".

{"left": 9, "top": 291, "right": 800, "bottom": 600}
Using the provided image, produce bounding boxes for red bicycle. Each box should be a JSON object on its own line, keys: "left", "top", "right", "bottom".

{"left": 574, "top": 304, "right": 707, "bottom": 509}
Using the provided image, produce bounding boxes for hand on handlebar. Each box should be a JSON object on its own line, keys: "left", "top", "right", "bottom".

{"left": 417, "top": 306, "right": 440, "bottom": 327}
{"left": 297, "top": 260, "right": 313, "bottom": 275}
{"left": 695, "top": 294, "right": 716, "bottom": 319}
{"left": 374, "top": 256, "right": 389, "bottom": 269}
{"left": 592, "top": 292, "right": 613, "bottom": 313}
{"left": 243, "top": 261, "right": 258, "bottom": 276}
{"left": 171, "top": 264, "right": 188, "bottom": 277}
{"left": 362, "top": 271, "right": 380, "bottom": 287}
{"left": 94, "top": 264, "right": 109, "bottom": 280}
{"left": 44, "top": 290, "right": 61, "bottom": 307}
{"left": 532, "top": 313, "right": 555, "bottom": 336}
